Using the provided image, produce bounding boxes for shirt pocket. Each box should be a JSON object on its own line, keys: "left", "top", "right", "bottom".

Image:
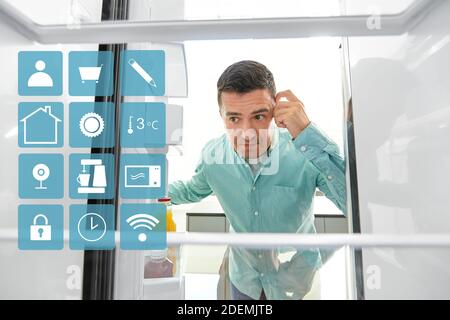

{"left": 269, "top": 185, "right": 305, "bottom": 231}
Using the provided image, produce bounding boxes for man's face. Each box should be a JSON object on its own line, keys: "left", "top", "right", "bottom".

{"left": 220, "top": 89, "right": 274, "bottom": 159}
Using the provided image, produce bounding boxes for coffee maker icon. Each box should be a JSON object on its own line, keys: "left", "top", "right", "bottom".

{"left": 77, "top": 159, "right": 107, "bottom": 194}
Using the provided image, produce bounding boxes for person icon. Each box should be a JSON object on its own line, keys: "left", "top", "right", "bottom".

{"left": 27, "top": 60, "right": 53, "bottom": 87}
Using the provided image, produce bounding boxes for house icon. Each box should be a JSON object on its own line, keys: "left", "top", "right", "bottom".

{"left": 20, "top": 105, "right": 62, "bottom": 145}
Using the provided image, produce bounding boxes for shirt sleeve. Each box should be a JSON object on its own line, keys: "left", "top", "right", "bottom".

{"left": 292, "top": 122, "right": 347, "bottom": 215}
{"left": 168, "top": 151, "right": 213, "bottom": 205}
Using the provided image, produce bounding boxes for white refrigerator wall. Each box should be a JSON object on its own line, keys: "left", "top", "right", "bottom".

{"left": 347, "top": 1, "right": 450, "bottom": 298}
{"left": 0, "top": 1, "right": 105, "bottom": 299}
{"left": 0, "top": 0, "right": 187, "bottom": 299}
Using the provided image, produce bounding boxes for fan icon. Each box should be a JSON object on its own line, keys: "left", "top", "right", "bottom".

{"left": 79, "top": 112, "right": 104, "bottom": 138}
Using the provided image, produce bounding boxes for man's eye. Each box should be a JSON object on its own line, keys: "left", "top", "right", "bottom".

{"left": 255, "top": 114, "right": 265, "bottom": 120}
{"left": 229, "top": 117, "right": 239, "bottom": 123}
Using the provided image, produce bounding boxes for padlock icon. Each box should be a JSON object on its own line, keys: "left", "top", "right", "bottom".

{"left": 30, "top": 214, "right": 52, "bottom": 241}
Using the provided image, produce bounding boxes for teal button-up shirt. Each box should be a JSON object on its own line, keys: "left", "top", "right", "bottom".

{"left": 169, "top": 122, "right": 346, "bottom": 300}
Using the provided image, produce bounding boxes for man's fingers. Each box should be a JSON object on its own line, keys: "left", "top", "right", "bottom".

{"left": 274, "top": 101, "right": 304, "bottom": 111}
{"left": 275, "top": 101, "right": 305, "bottom": 114}
{"left": 274, "top": 104, "right": 305, "bottom": 117}
{"left": 275, "top": 101, "right": 292, "bottom": 107}
{"left": 274, "top": 109, "right": 289, "bottom": 127}
{"left": 275, "top": 113, "right": 291, "bottom": 126}
{"left": 275, "top": 119, "right": 287, "bottom": 128}
{"left": 275, "top": 90, "right": 300, "bottom": 103}
{"left": 273, "top": 107, "right": 291, "bottom": 118}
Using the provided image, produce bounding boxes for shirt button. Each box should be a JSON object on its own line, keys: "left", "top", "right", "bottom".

{"left": 258, "top": 254, "right": 262, "bottom": 259}
{"left": 252, "top": 186, "right": 256, "bottom": 191}
{"left": 254, "top": 211, "right": 259, "bottom": 216}
{"left": 300, "top": 145, "right": 307, "bottom": 152}
{"left": 327, "top": 175, "right": 333, "bottom": 180}
{"left": 260, "top": 273, "right": 264, "bottom": 277}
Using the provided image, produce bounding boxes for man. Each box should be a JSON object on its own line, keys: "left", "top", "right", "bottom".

{"left": 169, "top": 60, "right": 346, "bottom": 300}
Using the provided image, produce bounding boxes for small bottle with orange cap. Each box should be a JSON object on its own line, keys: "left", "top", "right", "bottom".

{"left": 158, "top": 197, "right": 177, "bottom": 276}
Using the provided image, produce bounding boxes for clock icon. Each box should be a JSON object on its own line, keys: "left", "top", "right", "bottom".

{"left": 77, "top": 213, "right": 107, "bottom": 242}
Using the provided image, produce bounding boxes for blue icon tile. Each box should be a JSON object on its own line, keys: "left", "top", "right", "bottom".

{"left": 120, "top": 50, "right": 165, "bottom": 96}
{"left": 69, "top": 153, "right": 115, "bottom": 199}
{"left": 18, "top": 51, "right": 62, "bottom": 96}
{"left": 19, "top": 154, "right": 64, "bottom": 199}
{"left": 18, "top": 102, "right": 64, "bottom": 148}
{"left": 18, "top": 205, "right": 64, "bottom": 250}
{"left": 69, "top": 102, "right": 115, "bottom": 148}
{"left": 69, "top": 204, "right": 115, "bottom": 250}
{"left": 120, "top": 102, "right": 166, "bottom": 148}
{"left": 120, "top": 204, "right": 166, "bottom": 250}
{"left": 69, "top": 51, "right": 114, "bottom": 96}
{"left": 120, "top": 153, "right": 166, "bottom": 199}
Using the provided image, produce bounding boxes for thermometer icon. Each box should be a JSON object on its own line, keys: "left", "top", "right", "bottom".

{"left": 128, "top": 116, "right": 134, "bottom": 134}
{"left": 128, "top": 58, "right": 157, "bottom": 87}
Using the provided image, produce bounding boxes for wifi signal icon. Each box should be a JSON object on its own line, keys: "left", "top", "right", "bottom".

{"left": 126, "top": 213, "right": 160, "bottom": 242}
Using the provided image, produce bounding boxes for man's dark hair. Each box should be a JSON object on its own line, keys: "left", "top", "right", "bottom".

{"left": 217, "top": 60, "right": 276, "bottom": 108}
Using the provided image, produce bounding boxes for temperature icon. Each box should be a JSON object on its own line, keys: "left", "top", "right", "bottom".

{"left": 127, "top": 116, "right": 160, "bottom": 135}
